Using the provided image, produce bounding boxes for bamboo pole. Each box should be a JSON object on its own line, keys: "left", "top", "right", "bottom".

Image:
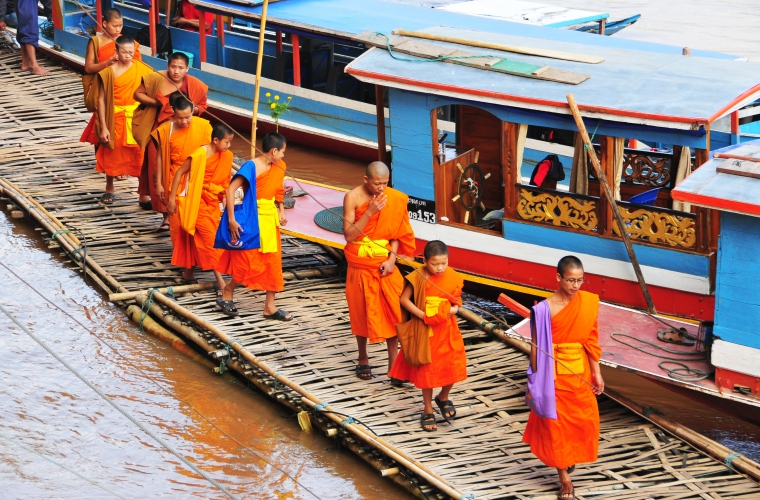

{"left": 459, "top": 307, "right": 760, "bottom": 484}
{"left": 565, "top": 94, "right": 657, "bottom": 314}
{"left": 147, "top": 290, "right": 467, "bottom": 500}
{"left": 250, "top": 0, "right": 269, "bottom": 158}
{"left": 391, "top": 29, "right": 605, "bottom": 64}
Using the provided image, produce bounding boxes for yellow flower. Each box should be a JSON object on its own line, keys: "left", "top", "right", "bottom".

{"left": 287, "top": 96, "right": 292, "bottom": 101}
{"left": 274, "top": 95, "right": 280, "bottom": 101}
{"left": 265, "top": 92, "right": 271, "bottom": 97}
{"left": 270, "top": 102, "right": 277, "bottom": 109}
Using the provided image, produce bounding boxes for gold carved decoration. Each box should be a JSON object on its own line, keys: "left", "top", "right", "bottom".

{"left": 623, "top": 154, "right": 671, "bottom": 187}
{"left": 613, "top": 206, "right": 696, "bottom": 249}
{"left": 517, "top": 188, "right": 598, "bottom": 231}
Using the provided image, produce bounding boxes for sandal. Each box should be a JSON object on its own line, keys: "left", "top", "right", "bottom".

{"left": 355, "top": 364, "right": 372, "bottom": 380}
{"left": 219, "top": 300, "right": 239, "bottom": 317}
{"left": 566, "top": 465, "right": 575, "bottom": 474}
{"left": 390, "top": 378, "right": 407, "bottom": 388}
{"left": 420, "top": 412, "right": 437, "bottom": 432}
{"left": 139, "top": 200, "right": 153, "bottom": 210}
{"left": 557, "top": 482, "right": 575, "bottom": 499}
{"left": 263, "top": 309, "right": 293, "bottom": 321}
{"left": 435, "top": 395, "right": 456, "bottom": 420}
{"left": 157, "top": 221, "right": 170, "bottom": 232}
{"left": 215, "top": 286, "right": 224, "bottom": 306}
{"left": 100, "top": 192, "right": 115, "bottom": 204}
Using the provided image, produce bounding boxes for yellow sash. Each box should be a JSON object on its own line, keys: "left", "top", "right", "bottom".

{"left": 177, "top": 147, "right": 207, "bottom": 236}
{"left": 424, "top": 296, "right": 448, "bottom": 337}
{"left": 257, "top": 197, "right": 280, "bottom": 254}
{"left": 356, "top": 237, "right": 389, "bottom": 258}
{"left": 553, "top": 342, "right": 585, "bottom": 377}
{"left": 114, "top": 102, "right": 140, "bottom": 145}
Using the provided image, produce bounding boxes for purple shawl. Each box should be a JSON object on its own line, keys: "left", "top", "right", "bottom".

{"left": 525, "top": 300, "right": 557, "bottom": 420}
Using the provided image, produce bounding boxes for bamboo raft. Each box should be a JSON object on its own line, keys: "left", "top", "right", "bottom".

{"left": 2, "top": 40, "right": 760, "bottom": 499}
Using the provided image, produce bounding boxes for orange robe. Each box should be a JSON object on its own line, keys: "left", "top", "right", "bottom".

{"left": 522, "top": 290, "right": 602, "bottom": 469}
{"left": 80, "top": 39, "right": 142, "bottom": 145}
{"left": 215, "top": 162, "right": 286, "bottom": 292}
{"left": 344, "top": 187, "right": 416, "bottom": 343}
{"left": 171, "top": 148, "right": 233, "bottom": 270}
{"left": 93, "top": 61, "right": 153, "bottom": 177}
{"left": 389, "top": 267, "right": 467, "bottom": 388}
{"left": 134, "top": 73, "right": 209, "bottom": 212}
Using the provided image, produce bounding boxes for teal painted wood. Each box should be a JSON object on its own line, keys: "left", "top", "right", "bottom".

{"left": 714, "top": 212, "right": 760, "bottom": 349}
{"left": 502, "top": 220, "right": 709, "bottom": 277}
{"left": 388, "top": 89, "right": 435, "bottom": 201}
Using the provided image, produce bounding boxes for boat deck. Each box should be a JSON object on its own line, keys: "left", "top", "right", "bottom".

{"left": 2, "top": 42, "right": 760, "bottom": 499}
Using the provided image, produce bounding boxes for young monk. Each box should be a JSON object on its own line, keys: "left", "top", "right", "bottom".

{"left": 152, "top": 94, "right": 212, "bottom": 239}
{"left": 165, "top": 122, "right": 234, "bottom": 294}
{"left": 216, "top": 133, "right": 290, "bottom": 320}
{"left": 389, "top": 240, "right": 467, "bottom": 431}
{"left": 522, "top": 255, "right": 604, "bottom": 500}
{"left": 93, "top": 35, "right": 153, "bottom": 204}
{"left": 343, "top": 162, "right": 415, "bottom": 381}
{"left": 80, "top": 9, "right": 142, "bottom": 147}
{"left": 133, "top": 52, "right": 208, "bottom": 214}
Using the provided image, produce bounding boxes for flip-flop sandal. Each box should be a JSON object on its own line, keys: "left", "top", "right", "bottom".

{"left": 390, "top": 378, "right": 408, "bottom": 388}
{"left": 219, "top": 300, "right": 239, "bottom": 317}
{"left": 181, "top": 277, "right": 198, "bottom": 284}
{"left": 263, "top": 309, "right": 293, "bottom": 321}
{"left": 157, "top": 221, "right": 170, "bottom": 232}
{"left": 139, "top": 200, "right": 153, "bottom": 210}
{"left": 116, "top": 175, "right": 128, "bottom": 180}
{"left": 100, "top": 192, "right": 115, "bottom": 204}
{"left": 214, "top": 286, "right": 224, "bottom": 306}
{"left": 355, "top": 364, "right": 373, "bottom": 380}
{"left": 420, "top": 412, "right": 437, "bottom": 432}
{"left": 566, "top": 465, "right": 575, "bottom": 474}
{"left": 435, "top": 396, "right": 457, "bottom": 420}
{"left": 557, "top": 484, "right": 575, "bottom": 499}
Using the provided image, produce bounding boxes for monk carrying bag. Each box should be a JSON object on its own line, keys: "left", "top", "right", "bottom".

{"left": 395, "top": 272, "right": 432, "bottom": 367}
{"left": 214, "top": 160, "right": 261, "bottom": 250}
{"left": 81, "top": 36, "right": 100, "bottom": 113}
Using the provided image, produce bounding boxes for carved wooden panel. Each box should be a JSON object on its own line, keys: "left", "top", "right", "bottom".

{"left": 517, "top": 187, "right": 598, "bottom": 231}
{"left": 622, "top": 153, "right": 672, "bottom": 187}
{"left": 613, "top": 205, "right": 697, "bottom": 249}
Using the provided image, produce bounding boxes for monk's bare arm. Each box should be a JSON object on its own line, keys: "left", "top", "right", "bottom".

{"left": 96, "top": 79, "right": 109, "bottom": 144}
{"left": 379, "top": 239, "right": 398, "bottom": 277}
{"left": 588, "top": 356, "right": 604, "bottom": 395}
{"left": 342, "top": 190, "right": 386, "bottom": 242}
{"left": 225, "top": 177, "right": 245, "bottom": 242}
{"left": 133, "top": 82, "right": 159, "bottom": 107}
{"left": 154, "top": 140, "right": 165, "bottom": 200}
{"left": 400, "top": 282, "right": 424, "bottom": 320}
{"left": 165, "top": 158, "right": 192, "bottom": 215}
{"left": 84, "top": 39, "right": 116, "bottom": 74}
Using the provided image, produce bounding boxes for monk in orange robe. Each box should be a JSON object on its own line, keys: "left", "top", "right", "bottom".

{"left": 91, "top": 35, "right": 152, "bottom": 204}
{"left": 389, "top": 240, "right": 467, "bottom": 431}
{"left": 216, "top": 133, "right": 290, "bottom": 320}
{"left": 343, "top": 161, "right": 415, "bottom": 381}
{"left": 166, "top": 123, "right": 235, "bottom": 296}
{"left": 133, "top": 52, "right": 208, "bottom": 213}
{"left": 152, "top": 96, "right": 213, "bottom": 249}
{"left": 80, "top": 9, "right": 142, "bottom": 146}
{"left": 522, "top": 255, "right": 604, "bottom": 499}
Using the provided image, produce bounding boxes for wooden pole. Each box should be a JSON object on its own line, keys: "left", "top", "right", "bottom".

{"left": 198, "top": 9, "right": 207, "bottom": 63}
{"left": 95, "top": 0, "right": 103, "bottom": 32}
{"left": 251, "top": 0, "right": 269, "bottom": 158}
{"left": 391, "top": 29, "right": 605, "bottom": 64}
{"left": 165, "top": 0, "right": 171, "bottom": 27}
{"left": 148, "top": 2, "right": 157, "bottom": 56}
{"left": 375, "top": 85, "right": 386, "bottom": 162}
{"left": 291, "top": 33, "right": 301, "bottom": 87}
{"left": 566, "top": 94, "right": 657, "bottom": 314}
{"left": 275, "top": 30, "right": 283, "bottom": 56}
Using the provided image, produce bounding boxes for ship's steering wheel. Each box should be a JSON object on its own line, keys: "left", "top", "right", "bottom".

{"left": 457, "top": 162, "right": 486, "bottom": 211}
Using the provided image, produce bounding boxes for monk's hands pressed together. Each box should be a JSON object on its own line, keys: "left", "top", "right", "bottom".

{"left": 366, "top": 193, "right": 388, "bottom": 216}
{"left": 99, "top": 128, "right": 111, "bottom": 144}
{"left": 229, "top": 219, "right": 243, "bottom": 243}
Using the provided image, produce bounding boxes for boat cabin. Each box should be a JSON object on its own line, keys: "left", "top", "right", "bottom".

{"left": 346, "top": 26, "right": 760, "bottom": 319}
{"left": 672, "top": 140, "right": 760, "bottom": 397}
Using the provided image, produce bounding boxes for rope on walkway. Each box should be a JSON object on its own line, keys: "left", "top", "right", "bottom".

{"left": 0, "top": 303, "right": 240, "bottom": 500}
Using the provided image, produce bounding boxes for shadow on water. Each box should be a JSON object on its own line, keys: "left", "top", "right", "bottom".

{"left": 0, "top": 208, "right": 412, "bottom": 499}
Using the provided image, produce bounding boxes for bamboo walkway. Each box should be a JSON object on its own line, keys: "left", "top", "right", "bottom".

{"left": 2, "top": 41, "right": 760, "bottom": 499}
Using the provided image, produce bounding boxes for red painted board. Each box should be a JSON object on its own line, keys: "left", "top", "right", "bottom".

{"left": 498, "top": 293, "right": 530, "bottom": 318}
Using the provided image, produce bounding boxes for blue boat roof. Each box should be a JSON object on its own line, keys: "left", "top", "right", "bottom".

{"left": 345, "top": 26, "right": 760, "bottom": 129}
{"left": 672, "top": 140, "right": 760, "bottom": 217}
{"left": 190, "top": 0, "right": 738, "bottom": 60}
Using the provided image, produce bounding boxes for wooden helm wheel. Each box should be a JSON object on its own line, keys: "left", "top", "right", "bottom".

{"left": 457, "top": 162, "right": 484, "bottom": 211}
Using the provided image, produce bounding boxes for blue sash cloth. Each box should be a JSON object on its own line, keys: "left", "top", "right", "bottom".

{"left": 214, "top": 161, "right": 261, "bottom": 251}
{"left": 525, "top": 300, "right": 557, "bottom": 420}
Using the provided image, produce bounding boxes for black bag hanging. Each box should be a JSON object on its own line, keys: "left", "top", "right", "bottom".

{"left": 135, "top": 24, "right": 173, "bottom": 59}
{"left": 529, "top": 154, "right": 566, "bottom": 187}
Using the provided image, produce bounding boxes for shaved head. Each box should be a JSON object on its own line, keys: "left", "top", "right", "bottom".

{"left": 366, "top": 161, "right": 390, "bottom": 179}
{"left": 557, "top": 255, "right": 583, "bottom": 276}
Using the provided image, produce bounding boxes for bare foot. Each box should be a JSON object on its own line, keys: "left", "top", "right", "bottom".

{"left": 558, "top": 480, "right": 574, "bottom": 499}
{"left": 30, "top": 64, "right": 51, "bottom": 76}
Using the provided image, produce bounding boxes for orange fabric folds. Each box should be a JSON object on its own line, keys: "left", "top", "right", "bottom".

{"left": 394, "top": 271, "right": 432, "bottom": 367}
{"left": 215, "top": 162, "right": 287, "bottom": 292}
{"left": 522, "top": 290, "right": 602, "bottom": 469}
{"left": 344, "top": 187, "right": 416, "bottom": 344}
{"left": 172, "top": 148, "right": 233, "bottom": 270}
{"left": 389, "top": 268, "right": 467, "bottom": 389}
{"left": 94, "top": 62, "right": 153, "bottom": 177}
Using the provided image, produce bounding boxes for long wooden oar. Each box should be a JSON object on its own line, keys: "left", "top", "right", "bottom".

{"left": 566, "top": 93, "right": 657, "bottom": 314}
{"left": 250, "top": 0, "right": 270, "bottom": 157}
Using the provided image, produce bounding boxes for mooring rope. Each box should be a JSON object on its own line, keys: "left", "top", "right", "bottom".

{"left": 0, "top": 303, "right": 241, "bottom": 500}
{"left": 0, "top": 262, "right": 323, "bottom": 500}
{"left": 0, "top": 432, "right": 130, "bottom": 499}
